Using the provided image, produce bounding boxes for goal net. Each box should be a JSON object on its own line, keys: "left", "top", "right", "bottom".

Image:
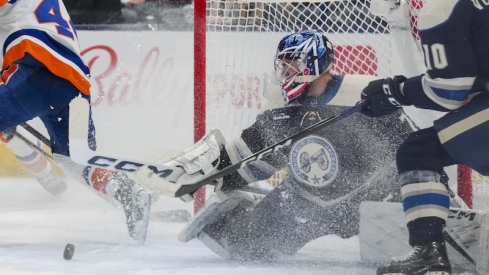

{"left": 194, "top": 0, "right": 489, "bottom": 210}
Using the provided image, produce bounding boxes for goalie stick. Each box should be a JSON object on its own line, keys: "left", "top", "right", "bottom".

{"left": 134, "top": 101, "right": 368, "bottom": 198}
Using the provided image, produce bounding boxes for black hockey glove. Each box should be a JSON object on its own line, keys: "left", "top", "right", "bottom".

{"left": 361, "top": 75, "right": 410, "bottom": 117}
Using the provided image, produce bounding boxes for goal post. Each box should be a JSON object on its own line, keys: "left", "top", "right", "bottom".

{"left": 193, "top": 0, "right": 207, "bottom": 214}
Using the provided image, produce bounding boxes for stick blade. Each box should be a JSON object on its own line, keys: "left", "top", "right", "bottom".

{"left": 68, "top": 97, "right": 93, "bottom": 163}
{"left": 69, "top": 97, "right": 90, "bottom": 141}
{"left": 133, "top": 167, "right": 182, "bottom": 197}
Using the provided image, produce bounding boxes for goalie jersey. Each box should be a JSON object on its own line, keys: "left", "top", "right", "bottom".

{"left": 231, "top": 75, "right": 416, "bottom": 204}
{"left": 0, "top": 0, "right": 90, "bottom": 95}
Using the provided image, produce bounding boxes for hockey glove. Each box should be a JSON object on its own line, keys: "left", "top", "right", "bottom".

{"left": 361, "top": 75, "right": 410, "bottom": 117}
{"left": 160, "top": 130, "right": 226, "bottom": 201}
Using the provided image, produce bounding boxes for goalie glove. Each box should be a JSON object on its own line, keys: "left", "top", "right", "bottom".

{"left": 161, "top": 130, "right": 227, "bottom": 200}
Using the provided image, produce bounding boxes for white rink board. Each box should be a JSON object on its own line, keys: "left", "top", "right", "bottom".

{"left": 76, "top": 31, "right": 195, "bottom": 162}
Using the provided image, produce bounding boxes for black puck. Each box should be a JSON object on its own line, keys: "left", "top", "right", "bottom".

{"left": 63, "top": 243, "right": 75, "bottom": 260}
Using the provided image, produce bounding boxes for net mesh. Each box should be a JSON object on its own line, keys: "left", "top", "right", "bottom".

{"left": 205, "top": 0, "right": 403, "bottom": 142}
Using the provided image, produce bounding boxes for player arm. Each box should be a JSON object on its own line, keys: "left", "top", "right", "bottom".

{"left": 402, "top": 0, "right": 478, "bottom": 111}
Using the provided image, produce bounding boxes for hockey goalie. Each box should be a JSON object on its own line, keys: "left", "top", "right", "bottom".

{"left": 147, "top": 30, "right": 415, "bottom": 260}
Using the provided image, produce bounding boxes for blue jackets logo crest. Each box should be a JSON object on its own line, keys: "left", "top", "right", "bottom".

{"left": 8, "top": 0, "right": 19, "bottom": 4}
{"left": 289, "top": 136, "right": 338, "bottom": 187}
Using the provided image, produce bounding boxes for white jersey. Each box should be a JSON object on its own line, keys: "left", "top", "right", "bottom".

{"left": 0, "top": 0, "right": 90, "bottom": 95}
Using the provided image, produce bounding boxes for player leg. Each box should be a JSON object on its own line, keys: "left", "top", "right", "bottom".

{"left": 0, "top": 129, "right": 67, "bottom": 196}
{"left": 54, "top": 152, "right": 151, "bottom": 243}
{"left": 182, "top": 165, "right": 401, "bottom": 261}
{"left": 0, "top": 63, "right": 68, "bottom": 196}
{"left": 40, "top": 95, "right": 152, "bottom": 244}
{"left": 377, "top": 128, "right": 456, "bottom": 275}
{"left": 1, "top": 62, "right": 152, "bottom": 243}
{"left": 379, "top": 93, "right": 489, "bottom": 275}
{"left": 180, "top": 182, "right": 324, "bottom": 261}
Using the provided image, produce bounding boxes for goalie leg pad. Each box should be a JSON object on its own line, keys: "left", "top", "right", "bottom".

{"left": 477, "top": 213, "right": 489, "bottom": 275}
{"left": 178, "top": 190, "right": 258, "bottom": 243}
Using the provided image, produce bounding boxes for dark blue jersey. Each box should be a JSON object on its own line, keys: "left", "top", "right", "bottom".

{"left": 403, "top": 0, "right": 489, "bottom": 111}
{"left": 229, "top": 76, "right": 415, "bottom": 202}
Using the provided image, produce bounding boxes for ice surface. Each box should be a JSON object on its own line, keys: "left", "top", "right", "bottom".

{"left": 0, "top": 177, "right": 376, "bottom": 275}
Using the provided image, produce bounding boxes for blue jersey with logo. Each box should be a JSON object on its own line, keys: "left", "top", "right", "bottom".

{"left": 238, "top": 76, "right": 414, "bottom": 202}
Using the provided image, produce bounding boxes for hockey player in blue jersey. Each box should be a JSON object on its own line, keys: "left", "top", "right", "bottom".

{"left": 158, "top": 30, "right": 415, "bottom": 260}
{"left": 359, "top": 0, "right": 489, "bottom": 274}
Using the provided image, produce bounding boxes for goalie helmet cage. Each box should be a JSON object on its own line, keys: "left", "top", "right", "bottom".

{"left": 193, "top": 0, "right": 488, "bottom": 213}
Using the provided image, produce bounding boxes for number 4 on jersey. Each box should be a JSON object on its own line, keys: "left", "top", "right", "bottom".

{"left": 34, "top": 0, "right": 75, "bottom": 39}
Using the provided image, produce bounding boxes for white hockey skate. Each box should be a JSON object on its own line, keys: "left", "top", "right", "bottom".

{"left": 112, "top": 173, "right": 152, "bottom": 244}
{"left": 36, "top": 170, "right": 67, "bottom": 196}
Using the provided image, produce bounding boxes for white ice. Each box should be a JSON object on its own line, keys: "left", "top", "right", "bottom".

{"left": 0, "top": 177, "right": 376, "bottom": 275}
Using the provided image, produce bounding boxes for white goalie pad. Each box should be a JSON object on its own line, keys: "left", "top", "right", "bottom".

{"left": 359, "top": 201, "right": 489, "bottom": 274}
{"left": 133, "top": 130, "right": 226, "bottom": 199}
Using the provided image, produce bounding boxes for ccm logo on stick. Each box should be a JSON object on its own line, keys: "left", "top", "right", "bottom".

{"left": 87, "top": 156, "right": 173, "bottom": 178}
{"left": 240, "top": 139, "right": 293, "bottom": 168}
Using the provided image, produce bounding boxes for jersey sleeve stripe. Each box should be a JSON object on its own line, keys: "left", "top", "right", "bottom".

{"left": 2, "top": 31, "right": 91, "bottom": 95}
{"left": 421, "top": 75, "right": 474, "bottom": 110}
{"left": 3, "top": 40, "right": 91, "bottom": 95}
{"left": 0, "top": 0, "right": 7, "bottom": 8}
{"left": 3, "top": 29, "right": 89, "bottom": 75}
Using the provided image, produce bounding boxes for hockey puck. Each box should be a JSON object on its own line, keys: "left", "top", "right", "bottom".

{"left": 63, "top": 243, "right": 75, "bottom": 260}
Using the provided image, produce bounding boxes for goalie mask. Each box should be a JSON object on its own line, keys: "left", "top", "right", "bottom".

{"left": 274, "top": 30, "right": 335, "bottom": 105}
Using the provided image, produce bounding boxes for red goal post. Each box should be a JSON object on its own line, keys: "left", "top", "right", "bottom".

{"left": 193, "top": 0, "right": 487, "bottom": 212}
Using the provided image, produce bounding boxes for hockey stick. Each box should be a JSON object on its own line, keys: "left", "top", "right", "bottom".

{"left": 134, "top": 101, "right": 368, "bottom": 198}
{"left": 11, "top": 128, "right": 55, "bottom": 162}
{"left": 20, "top": 123, "right": 51, "bottom": 148}
{"left": 443, "top": 230, "right": 475, "bottom": 265}
{"left": 68, "top": 97, "right": 186, "bottom": 183}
